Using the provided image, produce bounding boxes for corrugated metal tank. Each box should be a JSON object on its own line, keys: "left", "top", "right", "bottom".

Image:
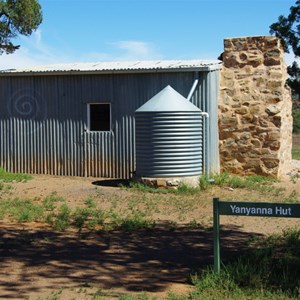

{"left": 135, "top": 85, "right": 203, "bottom": 177}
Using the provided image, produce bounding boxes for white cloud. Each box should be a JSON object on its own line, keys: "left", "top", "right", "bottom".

{"left": 112, "top": 40, "right": 162, "bottom": 60}
{"left": 0, "top": 29, "right": 70, "bottom": 70}
{"left": 0, "top": 35, "right": 163, "bottom": 70}
{"left": 116, "top": 41, "right": 151, "bottom": 56}
{"left": 0, "top": 49, "right": 40, "bottom": 70}
{"left": 32, "top": 29, "right": 42, "bottom": 45}
{"left": 78, "top": 40, "right": 163, "bottom": 63}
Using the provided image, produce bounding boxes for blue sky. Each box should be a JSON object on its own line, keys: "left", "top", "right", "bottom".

{"left": 0, "top": 0, "right": 297, "bottom": 69}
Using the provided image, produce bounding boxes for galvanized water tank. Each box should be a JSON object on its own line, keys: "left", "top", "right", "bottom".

{"left": 135, "top": 85, "right": 203, "bottom": 177}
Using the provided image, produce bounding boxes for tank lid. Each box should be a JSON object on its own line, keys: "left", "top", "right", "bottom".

{"left": 136, "top": 85, "right": 201, "bottom": 112}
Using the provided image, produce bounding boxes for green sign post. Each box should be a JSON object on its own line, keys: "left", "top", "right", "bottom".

{"left": 213, "top": 198, "right": 300, "bottom": 273}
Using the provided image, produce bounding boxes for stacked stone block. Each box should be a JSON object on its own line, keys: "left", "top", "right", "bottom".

{"left": 219, "top": 36, "right": 293, "bottom": 177}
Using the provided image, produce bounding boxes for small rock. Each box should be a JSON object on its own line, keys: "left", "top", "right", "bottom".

{"left": 265, "top": 104, "right": 280, "bottom": 115}
{"left": 166, "top": 179, "right": 180, "bottom": 187}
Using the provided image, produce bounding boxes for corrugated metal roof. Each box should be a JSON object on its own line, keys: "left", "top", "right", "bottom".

{"left": 0, "top": 59, "right": 222, "bottom": 75}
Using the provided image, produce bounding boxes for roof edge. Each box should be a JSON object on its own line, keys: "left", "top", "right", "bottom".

{"left": 0, "top": 60, "right": 222, "bottom": 77}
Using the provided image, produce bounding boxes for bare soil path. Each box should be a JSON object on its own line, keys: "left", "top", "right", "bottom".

{"left": 0, "top": 168, "right": 300, "bottom": 299}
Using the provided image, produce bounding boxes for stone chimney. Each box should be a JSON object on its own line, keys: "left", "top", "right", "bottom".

{"left": 219, "top": 36, "right": 293, "bottom": 177}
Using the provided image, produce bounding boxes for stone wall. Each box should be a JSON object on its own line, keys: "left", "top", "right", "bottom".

{"left": 219, "top": 36, "right": 293, "bottom": 177}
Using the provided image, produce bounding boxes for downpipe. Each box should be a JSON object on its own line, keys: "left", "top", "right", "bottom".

{"left": 187, "top": 78, "right": 199, "bottom": 102}
{"left": 187, "top": 75, "right": 211, "bottom": 177}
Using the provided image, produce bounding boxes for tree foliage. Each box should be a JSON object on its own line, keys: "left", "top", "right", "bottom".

{"left": 287, "top": 61, "right": 300, "bottom": 97}
{"left": 270, "top": 1, "right": 300, "bottom": 133}
{"left": 270, "top": 0, "right": 300, "bottom": 98}
{"left": 0, "top": 0, "right": 42, "bottom": 54}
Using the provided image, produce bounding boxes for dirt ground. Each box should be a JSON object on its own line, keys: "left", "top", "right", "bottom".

{"left": 1, "top": 162, "right": 300, "bottom": 299}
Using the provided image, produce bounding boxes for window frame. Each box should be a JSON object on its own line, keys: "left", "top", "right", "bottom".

{"left": 87, "top": 102, "right": 111, "bottom": 132}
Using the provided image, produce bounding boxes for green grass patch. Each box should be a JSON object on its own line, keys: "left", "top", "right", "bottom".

{"left": 51, "top": 203, "right": 71, "bottom": 231}
{"left": 73, "top": 198, "right": 106, "bottom": 232}
{"left": 292, "top": 108, "right": 300, "bottom": 134}
{"left": 0, "top": 195, "right": 156, "bottom": 233}
{"left": 207, "top": 172, "right": 285, "bottom": 196}
{"left": 0, "top": 167, "right": 32, "bottom": 182}
{"left": 127, "top": 181, "right": 200, "bottom": 195}
{"left": 105, "top": 208, "right": 155, "bottom": 232}
{"left": 292, "top": 147, "right": 300, "bottom": 160}
{"left": 118, "top": 229, "right": 300, "bottom": 300}
{"left": 191, "top": 228, "right": 300, "bottom": 299}
{"left": 42, "top": 192, "right": 65, "bottom": 211}
{"left": 127, "top": 173, "right": 280, "bottom": 195}
{"left": 283, "top": 190, "right": 299, "bottom": 203}
{"left": 292, "top": 133, "right": 300, "bottom": 160}
{"left": 199, "top": 173, "right": 282, "bottom": 195}
{"left": 126, "top": 182, "right": 169, "bottom": 194}
{"left": 0, "top": 198, "right": 44, "bottom": 222}
{"left": 118, "top": 212, "right": 155, "bottom": 232}
{"left": 213, "top": 173, "right": 277, "bottom": 188}
{"left": 0, "top": 181, "right": 12, "bottom": 193}
{"left": 174, "top": 183, "right": 199, "bottom": 195}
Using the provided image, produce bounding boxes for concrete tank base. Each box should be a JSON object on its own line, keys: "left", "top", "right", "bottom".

{"left": 133, "top": 175, "right": 200, "bottom": 189}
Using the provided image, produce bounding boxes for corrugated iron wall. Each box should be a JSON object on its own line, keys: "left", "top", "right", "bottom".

{"left": 190, "top": 70, "right": 220, "bottom": 174}
{"left": 0, "top": 71, "right": 219, "bottom": 178}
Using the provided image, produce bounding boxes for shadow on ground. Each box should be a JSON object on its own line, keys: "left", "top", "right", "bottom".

{"left": 92, "top": 179, "right": 130, "bottom": 187}
{"left": 0, "top": 223, "right": 263, "bottom": 299}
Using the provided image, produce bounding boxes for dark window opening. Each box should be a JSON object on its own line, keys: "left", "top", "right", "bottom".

{"left": 89, "top": 103, "right": 111, "bottom": 131}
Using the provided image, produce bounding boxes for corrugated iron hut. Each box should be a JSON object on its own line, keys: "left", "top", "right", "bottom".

{"left": 0, "top": 60, "right": 221, "bottom": 179}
